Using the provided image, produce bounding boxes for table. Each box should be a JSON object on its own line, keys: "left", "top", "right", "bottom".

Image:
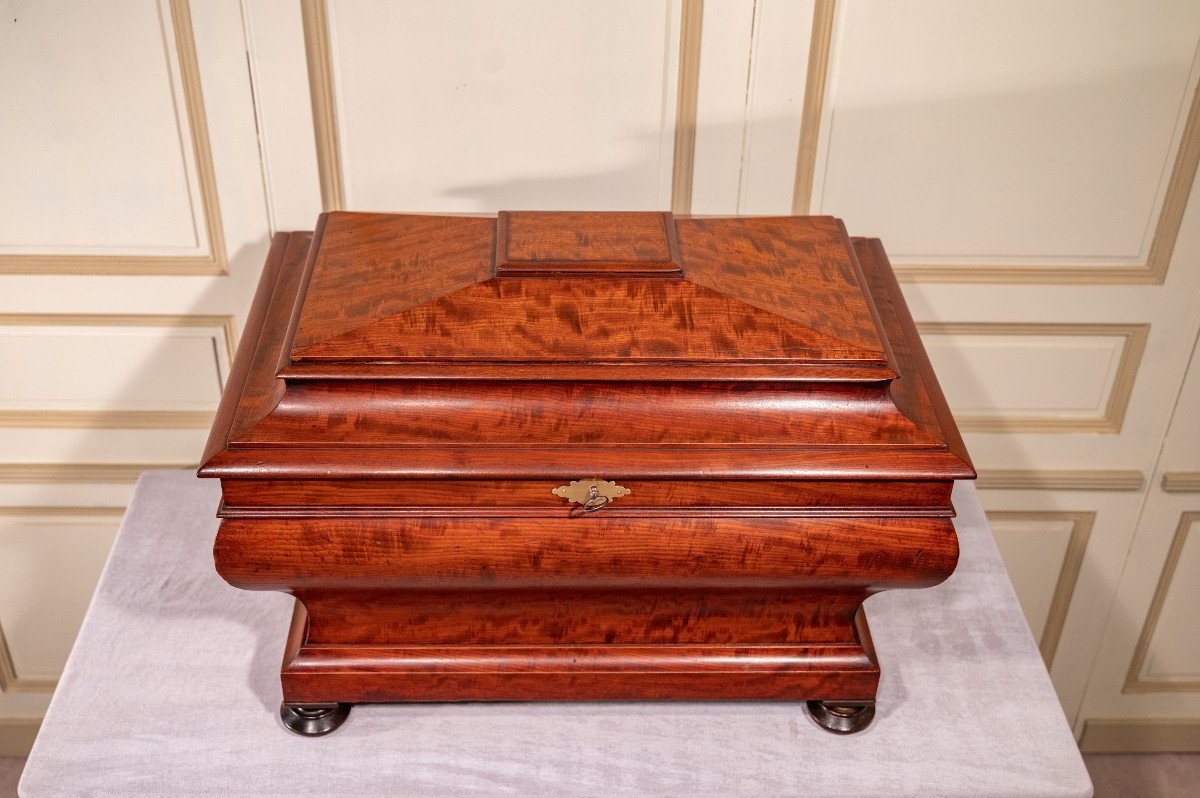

{"left": 21, "top": 471, "right": 1092, "bottom": 797}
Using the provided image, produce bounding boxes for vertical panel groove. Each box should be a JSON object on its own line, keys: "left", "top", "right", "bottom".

{"left": 791, "top": 0, "right": 835, "bottom": 214}
{"left": 671, "top": 0, "right": 704, "bottom": 214}
{"left": 1144, "top": 77, "right": 1200, "bottom": 282}
{"left": 168, "top": 0, "right": 228, "bottom": 269}
{"left": 0, "top": 509, "right": 124, "bottom": 693}
{"left": 1124, "top": 512, "right": 1200, "bottom": 692}
{"left": 1041, "top": 513, "right": 1093, "bottom": 667}
{"left": 301, "top": 0, "right": 345, "bottom": 211}
{"left": 0, "top": 625, "right": 18, "bottom": 692}
{"left": 986, "top": 511, "right": 1094, "bottom": 668}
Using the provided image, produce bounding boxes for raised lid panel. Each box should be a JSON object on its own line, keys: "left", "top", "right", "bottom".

{"left": 495, "top": 211, "right": 681, "bottom": 275}
{"left": 201, "top": 228, "right": 972, "bottom": 482}
{"left": 291, "top": 213, "right": 496, "bottom": 358}
{"left": 289, "top": 278, "right": 886, "bottom": 363}
{"left": 676, "top": 217, "right": 886, "bottom": 361}
{"left": 288, "top": 211, "right": 888, "bottom": 367}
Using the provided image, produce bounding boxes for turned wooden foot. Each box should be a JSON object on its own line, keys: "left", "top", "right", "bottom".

{"left": 279, "top": 702, "right": 351, "bottom": 736}
{"left": 805, "top": 700, "right": 876, "bottom": 734}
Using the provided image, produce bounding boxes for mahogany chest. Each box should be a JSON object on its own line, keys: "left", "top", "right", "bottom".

{"left": 199, "top": 210, "right": 974, "bottom": 736}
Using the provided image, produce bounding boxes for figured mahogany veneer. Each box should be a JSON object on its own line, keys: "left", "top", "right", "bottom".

{"left": 496, "top": 210, "right": 683, "bottom": 275}
{"left": 199, "top": 211, "right": 973, "bottom": 725}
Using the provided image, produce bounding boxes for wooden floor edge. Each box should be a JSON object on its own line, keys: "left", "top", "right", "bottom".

{"left": 1078, "top": 718, "right": 1200, "bottom": 752}
{"left": 0, "top": 716, "right": 41, "bottom": 757}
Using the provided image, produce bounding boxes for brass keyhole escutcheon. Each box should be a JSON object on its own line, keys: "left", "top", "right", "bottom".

{"left": 581, "top": 485, "right": 608, "bottom": 513}
{"left": 552, "top": 479, "right": 630, "bottom": 513}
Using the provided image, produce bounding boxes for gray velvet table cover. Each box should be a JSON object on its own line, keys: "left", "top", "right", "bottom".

{"left": 21, "top": 471, "right": 1091, "bottom": 797}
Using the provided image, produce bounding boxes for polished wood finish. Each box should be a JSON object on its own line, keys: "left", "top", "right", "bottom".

{"left": 219, "top": 477, "right": 952, "bottom": 511}
{"left": 204, "top": 446, "right": 972, "bottom": 481}
{"left": 232, "top": 381, "right": 940, "bottom": 446}
{"left": 676, "top": 216, "right": 887, "bottom": 361}
{"left": 277, "top": 211, "right": 897, "bottom": 379}
{"left": 496, "top": 210, "right": 682, "bottom": 275}
{"left": 200, "top": 211, "right": 973, "bottom": 720}
{"left": 216, "top": 516, "right": 956, "bottom": 590}
{"left": 291, "top": 213, "right": 495, "bottom": 358}
{"left": 279, "top": 602, "right": 883, "bottom": 704}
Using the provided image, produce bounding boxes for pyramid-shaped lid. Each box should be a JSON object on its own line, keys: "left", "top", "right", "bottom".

{"left": 283, "top": 211, "right": 893, "bottom": 380}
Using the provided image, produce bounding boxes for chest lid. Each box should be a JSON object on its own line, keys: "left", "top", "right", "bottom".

{"left": 282, "top": 211, "right": 893, "bottom": 380}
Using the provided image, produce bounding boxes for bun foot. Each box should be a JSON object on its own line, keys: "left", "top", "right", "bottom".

{"left": 805, "top": 700, "right": 876, "bottom": 734}
{"left": 280, "top": 702, "right": 351, "bottom": 736}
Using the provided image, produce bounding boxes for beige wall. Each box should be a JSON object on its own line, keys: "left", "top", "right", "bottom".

{"left": 2, "top": 0, "right": 1199, "bottom": 754}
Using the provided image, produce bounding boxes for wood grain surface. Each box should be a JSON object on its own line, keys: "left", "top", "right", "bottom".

{"left": 297, "top": 588, "right": 871, "bottom": 646}
{"left": 214, "top": 516, "right": 957, "bottom": 591}
{"left": 199, "top": 211, "right": 973, "bottom": 707}
{"left": 281, "top": 211, "right": 888, "bottom": 365}
{"left": 279, "top": 602, "right": 882, "bottom": 704}
{"left": 218, "top": 477, "right": 951, "bottom": 511}
{"left": 291, "top": 212, "right": 495, "bottom": 357}
{"left": 231, "top": 381, "right": 939, "bottom": 447}
{"left": 496, "top": 210, "right": 681, "bottom": 275}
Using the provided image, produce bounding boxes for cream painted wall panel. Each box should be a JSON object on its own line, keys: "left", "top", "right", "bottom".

{"left": 0, "top": 0, "right": 277, "bottom": 477}
{"left": 1077, "top": 341, "right": 1200, "bottom": 742}
{"left": 910, "top": 339, "right": 1185, "bottom": 469}
{"left": 813, "top": 1, "right": 1200, "bottom": 266}
{"left": 0, "top": 481, "right": 136, "bottom": 510}
{"left": 1157, "top": 340, "right": 1200, "bottom": 477}
{"left": 692, "top": 0, "right": 812, "bottom": 214}
{"left": 990, "top": 516, "right": 1076, "bottom": 641}
{"left": 735, "top": 0, "right": 811, "bottom": 214}
{"left": 327, "top": 0, "right": 680, "bottom": 211}
{"left": 691, "top": 0, "right": 755, "bottom": 213}
{"left": 1075, "top": 502, "right": 1200, "bottom": 739}
{"left": 0, "top": 0, "right": 274, "bottom": 752}
{"left": 187, "top": 0, "right": 281, "bottom": 305}
{"left": 898, "top": 161, "right": 1200, "bottom": 471}
{"left": 0, "top": 325, "right": 225, "bottom": 413}
{"left": 0, "top": 0, "right": 275, "bottom": 317}
{"left": 978, "top": 490, "right": 1148, "bottom": 727}
{"left": 925, "top": 334, "right": 1121, "bottom": 418}
{"left": 1140, "top": 517, "right": 1200, "bottom": 680}
{"left": 799, "top": 0, "right": 1200, "bottom": 487}
{"left": 0, "top": 429, "right": 210, "bottom": 467}
{"left": 0, "top": 515, "right": 119, "bottom": 678}
{"left": 0, "top": 692, "right": 51, "bottom": 737}
{"left": 242, "top": 0, "right": 323, "bottom": 233}
{"left": 0, "top": 0, "right": 207, "bottom": 256}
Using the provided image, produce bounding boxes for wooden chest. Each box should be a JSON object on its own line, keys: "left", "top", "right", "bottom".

{"left": 199, "top": 210, "right": 974, "bottom": 736}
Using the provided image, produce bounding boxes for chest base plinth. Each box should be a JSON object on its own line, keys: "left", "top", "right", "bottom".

{"left": 279, "top": 599, "right": 881, "bottom": 705}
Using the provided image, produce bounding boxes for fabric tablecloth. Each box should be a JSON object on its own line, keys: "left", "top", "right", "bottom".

{"left": 21, "top": 471, "right": 1091, "bottom": 797}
